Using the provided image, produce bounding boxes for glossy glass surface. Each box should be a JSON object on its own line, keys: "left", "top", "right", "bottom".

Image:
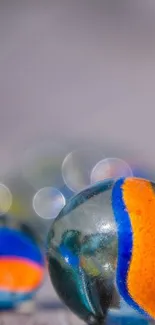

{"left": 47, "top": 180, "right": 115, "bottom": 323}
{"left": 47, "top": 179, "right": 154, "bottom": 324}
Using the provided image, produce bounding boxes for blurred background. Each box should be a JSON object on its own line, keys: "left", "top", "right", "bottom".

{"left": 0, "top": 1, "right": 155, "bottom": 324}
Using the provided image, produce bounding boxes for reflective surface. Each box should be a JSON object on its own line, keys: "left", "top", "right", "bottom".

{"left": 47, "top": 179, "right": 118, "bottom": 324}
{"left": 47, "top": 177, "right": 155, "bottom": 324}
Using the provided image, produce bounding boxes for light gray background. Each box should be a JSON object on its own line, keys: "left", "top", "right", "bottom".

{"left": 1, "top": 1, "right": 155, "bottom": 173}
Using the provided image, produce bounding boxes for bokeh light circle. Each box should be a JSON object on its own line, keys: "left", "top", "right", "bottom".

{"left": 0, "top": 184, "right": 12, "bottom": 215}
{"left": 61, "top": 148, "right": 105, "bottom": 192}
{"left": 90, "top": 158, "right": 133, "bottom": 184}
{"left": 32, "top": 187, "right": 66, "bottom": 219}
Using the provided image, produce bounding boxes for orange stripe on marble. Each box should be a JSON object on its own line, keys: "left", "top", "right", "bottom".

{"left": 122, "top": 178, "right": 155, "bottom": 318}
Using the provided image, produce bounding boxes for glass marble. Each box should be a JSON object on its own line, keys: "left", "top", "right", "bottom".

{"left": 0, "top": 227, "right": 45, "bottom": 309}
{"left": 47, "top": 178, "right": 154, "bottom": 325}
